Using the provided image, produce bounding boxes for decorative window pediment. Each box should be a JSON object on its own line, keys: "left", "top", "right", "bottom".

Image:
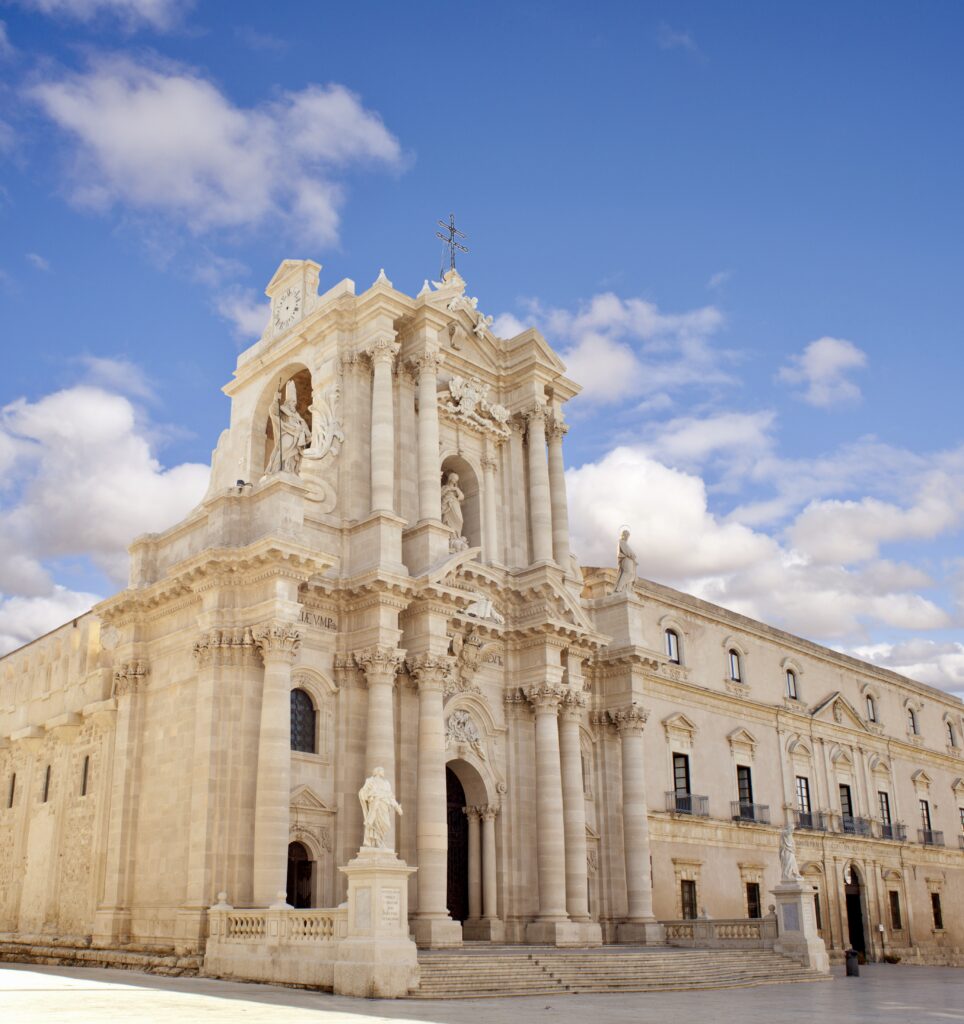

{"left": 830, "top": 745, "right": 854, "bottom": 768}
{"left": 809, "top": 691, "right": 868, "bottom": 731}
{"left": 727, "top": 727, "right": 758, "bottom": 760}
{"left": 662, "top": 712, "right": 698, "bottom": 749}
{"left": 911, "top": 768, "right": 932, "bottom": 789}
{"left": 290, "top": 783, "right": 336, "bottom": 815}
{"left": 950, "top": 777, "right": 964, "bottom": 796}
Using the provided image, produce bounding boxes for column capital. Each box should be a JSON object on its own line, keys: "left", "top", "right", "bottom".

{"left": 405, "top": 652, "right": 455, "bottom": 690}
{"left": 522, "top": 402, "right": 550, "bottom": 430}
{"left": 193, "top": 627, "right": 258, "bottom": 668}
{"left": 525, "top": 682, "right": 563, "bottom": 712}
{"left": 480, "top": 454, "right": 497, "bottom": 472}
{"left": 610, "top": 705, "right": 649, "bottom": 736}
{"left": 354, "top": 644, "right": 405, "bottom": 684}
{"left": 546, "top": 413, "right": 569, "bottom": 441}
{"left": 504, "top": 689, "right": 533, "bottom": 719}
{"left": 410, "top": 347, "right": 444, "bottom": 380}
{"left": 253, "top": 623, "right": 302, "bottom": 663}
{"left": 559, "top": 688, "right": 588, "bottom": 721}
{"left": 112, "top": 660, "right": 149, "bottom": 698}
{"left": 366, "top": 335, "right": 400, "bottom": 366}
{"left": 480, "top": 804, "right": 499, "bottom": 822}
{"left": 463, "top": 805, "right": 483, "bottom": 822}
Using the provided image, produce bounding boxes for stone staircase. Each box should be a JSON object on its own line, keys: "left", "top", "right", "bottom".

{"left": 412, "top": 946, "right": 831, "bottom": 999}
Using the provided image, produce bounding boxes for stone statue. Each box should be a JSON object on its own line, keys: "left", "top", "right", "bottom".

{"left": 302, "top": 382, "right": 344, "bottom": 462}
{"left": 779, "top": 822, "right": 803, "bottom": 882}
{"left": 441, "top": 472, "right": 465, "bottom": 537}
{"left": 613, "top": 529, "right": 638, "bottom": 593}
{"left": 359, "top": 767, "right": 403, "bottom": 850}
{"left": 271, "top": 380, "right": 311, "bottom": 474}
{"left": 446, "top": 709, "right": 487, "bottom": 760}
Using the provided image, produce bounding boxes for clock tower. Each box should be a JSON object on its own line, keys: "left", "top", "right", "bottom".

{"left": 264, "top": 258, "right": 322, "bottom": 336}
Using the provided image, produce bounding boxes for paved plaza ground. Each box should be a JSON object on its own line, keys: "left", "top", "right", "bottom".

{"left": 0, "top": 962, "right": 961, "bottom": 1024}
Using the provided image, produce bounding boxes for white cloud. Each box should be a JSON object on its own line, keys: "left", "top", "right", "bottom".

{"left": 657, "top": 23, "right": 698, "bottom": 52}
{"left": 0, "top": 20, "right": 15, "bottom": 58}
{"left": 0, "top": 587, "right": 101, "bottom": 655}
{"left": 26, "top": 252, "right": 50, "bottom": 271}
{"left": 492, "top": 312, "right": 526, "bottom": 338}
{"left": 14, "top": 0, "right": 189, "bottom": 30}
{"left": 216, "top": 288, "right": 269, "bottom": 341}
{"left": 649, "top": 410, "right": 775, "bottom": 464}
{"left": 707, "top": 270, "right": 731, "bottom": 290}
{"left": 851, "top": 639, "right": 964, "bottom": 697}
{"left": 778, "top": 336, "right": 867, "bottom": 407}
{"left": 29, "top": 56, "right": 402, "bottom": 246}
{"left": 78, "top": 354, "right": 154, "bottom": 399}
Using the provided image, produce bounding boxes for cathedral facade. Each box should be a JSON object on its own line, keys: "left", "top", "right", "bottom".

{"left": 0, "top": 260, "right": 962, "bottom": 965}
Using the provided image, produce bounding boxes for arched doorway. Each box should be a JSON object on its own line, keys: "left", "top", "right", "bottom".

{"left": 446, "top": 767, "right": 469, "bottom": 922}
{"left": 286, "top": 841, "right": 313, "bottom": 909}
{"left": 844, "top": 864, "right": 866, "bottom": 955}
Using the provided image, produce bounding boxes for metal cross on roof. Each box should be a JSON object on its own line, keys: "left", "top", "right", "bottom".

{"left": 436, "top": 213, "right": 469, "bottom": 274}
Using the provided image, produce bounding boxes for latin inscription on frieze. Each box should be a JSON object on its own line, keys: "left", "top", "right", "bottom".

{"left": 300, "top": 611, "right": 338, "bottom": 631}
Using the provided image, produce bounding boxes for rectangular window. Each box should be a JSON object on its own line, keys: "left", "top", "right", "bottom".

{"left": 42, "top": 765, "right": 51, "bottom": 804}
{"left": 80, "top": 755, "right": 90, "bottom": 798}
{"left": 737, "top": 765, "right": 753, "bottom": 806}
{"left": 796, "top": 776, "right": 811, "bottom": 814}
{"left": 889, "top": 891, "right": 902, "bottom": 930}
{"left": 746, "top": 882, "right": 761, "bottom": 919}
{"left": 666, "top": 630, "right": 680, "bottom": 664}
{"left": 813, "top": 891, "right": 822, "bottom": 932}
{"left": 920, "top": 799, "right": 931, "bottom": 832}
{"left": 839, "top": 784, "right": 853, "bottom": 819}
{"left": 786, "top": 670, "right": 797, "bottom": 699}
{"left": 729, "top": 650, "right": 742, "bottom": 682}
{"left": 960, "top": 806, "right": 964, "bottom": 834}
{"left": 931, "top": 892, "right": 944, "bottom": 931}
{"left": 681, "top": 879, "right": 697, "bottom": 920}
{"left": 878, "top": 791, "right": 892, "bottom": 825}
{"left": 6, "top": 773, "right": 14, "bottom": 809}
{"left": 866, "top": 695, "right": 877, "bottom": 722}
{"left": 673, "top": 753, "right": 691, "bottom": 797}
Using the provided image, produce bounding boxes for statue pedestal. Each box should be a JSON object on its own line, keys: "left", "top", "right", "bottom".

{"left": 616, "top": 918, "right": 665, "bottom": 945}
{"left": 402, "top": 519, "right": 452, "bottom": 576}
{"left": 333, "top": 848, "right": 419, "bottom": 998}
{"left": 771, "top": 881, "right": 830, "bottom": 973}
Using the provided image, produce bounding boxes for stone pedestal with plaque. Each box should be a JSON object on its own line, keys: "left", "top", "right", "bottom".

{"left": 333, "top": 848, "right": 419, "bottom": 998}
{"left": 770, "top": 880, "right": 830, "bottom": 973}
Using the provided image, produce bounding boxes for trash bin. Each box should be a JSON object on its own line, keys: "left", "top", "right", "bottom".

{"left": 845, "top": 949, "right": 860, "bottom": 977}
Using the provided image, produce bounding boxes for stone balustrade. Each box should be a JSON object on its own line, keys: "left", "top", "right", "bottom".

{"left": 210, "top": 906, "right": 346, "bottom": 945}
{"left": 661, "top": 916, "right": 778, "bottom": 950}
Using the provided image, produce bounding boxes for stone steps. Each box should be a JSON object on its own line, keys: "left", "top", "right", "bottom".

{"left": 0, "top": 941, "right": 202, "bottom": 977}
{"left": 412, "top": 947, "right": 830, "bottom": 998}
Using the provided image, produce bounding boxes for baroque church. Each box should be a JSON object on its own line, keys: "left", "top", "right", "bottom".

{"left": 0, "top": 258, "right": 962, "bottom": 974}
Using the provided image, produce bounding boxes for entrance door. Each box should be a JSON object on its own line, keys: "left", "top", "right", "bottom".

{"left": 286, "top": 841, "right": 313, "bottom": 909}
{"left": 446, "top": 767, "right": 469, "bottom": 923}
{"left": 844, "top": 866, "right": 866, "bottom": 954}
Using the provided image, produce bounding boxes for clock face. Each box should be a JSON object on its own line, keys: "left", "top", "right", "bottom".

{"left": 274, "top": 287, "right": 301, "bottom": 330}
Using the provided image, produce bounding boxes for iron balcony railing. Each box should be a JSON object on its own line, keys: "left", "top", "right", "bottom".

{"left": 665, "top": 791, "right": 710, "bottom": 816}
{"left": 959, "top": 834, "right": 964, "bottom": 851}
{"left": 840, "top": 815, "right": 873, "bottom": 836}
{"left": 878, "top": 821, "right": 907, "bottom": 842}
{"left": 795, "top": 810, "right": 829, "bottom": 832}
{"left": 731, "top": 801, "right": 771, "bottom": 824}
{"left": 918, "top": 828, "right": 944, "bottom": 847}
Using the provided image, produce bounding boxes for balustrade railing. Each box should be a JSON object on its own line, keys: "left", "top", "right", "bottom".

{"left": 212, "top": 906, "right": 345, "bottom": 944}
{"left": 661, "top": 916, "right": 778, "bottom": 949}
{"left": 731, "top": 801, "right": 770, "bottom": 824}
{"left": 665, "top": 791, "right": 710, "bottom": 816}
{"left": 918, "top": 828, "right": 944, "bottom": 847}
{"left": 840, "top": 815, "right": 872, "bottom": 836}
{"left": 877, "top": 821, "right": 907, "bottom": 842}
{"left": 795, "top": 810, "right": 828, "bottom": 832}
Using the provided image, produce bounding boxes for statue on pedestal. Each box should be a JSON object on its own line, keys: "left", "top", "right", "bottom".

{"left": 441, "top": 471, "right": 466, "bottom": 540}
{"left": 270, "top": 380, "right": 311, "bottom": 474}
{"left": 359, "top": 767, "right": 403, "bottom": 850}
{"left": 613, "top": 528, "right": 638, "bottom": 593}
{"left": 779, "top": 822, "right": 804, "bottom": 882}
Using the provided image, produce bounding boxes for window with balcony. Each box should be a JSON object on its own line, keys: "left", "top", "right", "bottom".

{"left": 878, "top": 790, "right": 891, "bottom": 825}
{"left": 665, "top": 629, "right": 681, "bottom": 664}
{"left": 920, "top": 798, "right": 931, "bottom": 832}
{"left": 681, "top": 879, "right": 698, "bottom": 920}
{"left": 839, "top": 783, "right": 853, "bottom": 820}
{"left": 746, "top": 882, "right": 762, "bottom": 919}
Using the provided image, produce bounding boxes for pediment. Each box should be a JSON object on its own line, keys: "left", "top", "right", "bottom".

{"left": 911, "top": 768, "right": 932, "bottom": 787}
{"left": 266, "top": 258, "right": 321, "bottom": 296}
{"left": 952, "top": 777, "right": 964, "bottom": 795}
{"left": 663, "top": 712, "right": 699, "bottom": 737}
{"left": 727, "top": 727, "right": 757, "bottom": 751}
{"left": 504, "top": 327, "right": 568, "bottom": 375}
{"left": 810, "top": 691, "right": 869, "bottom": 731}
{"left": 290, "top": 784, "right": 335, "bottom": 814}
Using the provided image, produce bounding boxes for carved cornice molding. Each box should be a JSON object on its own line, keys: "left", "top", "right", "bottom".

{"left": 525, "top": 682, "right": 563, "bottom": 712}
{"left": 406, "top": 653, "right": 455, "bottom": 689}
{"left": 193, "top": 627, "right": 259, "bottom": 668}
{"left": 112, "top": 660, "right": 149, "bottom": 699}
{"left": 354, "top": 644, "right": 405, "bottom": 684}
{"left": 252, "top": 623, "right": 302, "bottom": 663}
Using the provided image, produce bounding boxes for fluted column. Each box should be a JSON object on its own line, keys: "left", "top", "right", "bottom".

{"left": 481, "top": 451, "right": 499, "bottom": 562}
{"left": 368, "top": 336, "right": 400, "bottom": 513}
{"left": 612, "top": 706, "right": 656, "bottom": 923}
{"left": 526, "top": 684, "right": 568, "bottom": 921}
{"left": 524, "top": 405, "right": 554, "bottom": 563}
{"left": 481, "top": 805, "right": 499, "bottom": 920}
{"left": 559, "top": 690, "right": 590, "bottom": 921}
{"left": 546, "top": 414, "right": 571, "bottom": 569}
{"left": 413, "top": 348, "right": 444, "bottom": 522}
{"left": 466, "top": 806, "right": 482, "bottom": 921}
{"left": 251, "top": 623, "right": 301, "bottom": 907}
{"left": 355, "top": 645, "right": 404, "bottom": 850}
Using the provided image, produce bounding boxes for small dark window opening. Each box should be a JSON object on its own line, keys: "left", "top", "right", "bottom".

{"left": 728, "top": 649, "right": 742, "bottom": 682}
{"left": 813, "top": 891, "right": 823, "bottom": 932}
{"left": 746, "top": 882, "right": 761, "bottom": 919}
{"left": 665, "top": 630, "right": 680, "bottom": 664}
{"left": 737, "top": 765, "right": 753, "bottom": 805}
{"left": 786, "top": 670, "right": 797, "bottom": 699}
{"left": 920, "top": 799, "right": 932, "bottom": 832}
{"left": 878, "top": 791, "right": 891, "bottom": 824}
{"left": 7, "top": 773, "right": 14, "bottom": 809}
{"left": 80, "top": 755, "right": 90, "bottom": 797}
{"left": 42, "top": 765, "right": 51, "bottom": 804}
{"left": 931, "top": 892, "right": 944, "bottom": 930}
{"left": 673, "top": 753, "right": 691, "bottom": 796}
{"left": 290, "top": 688, "right": 317, "bottom": 754}
{"left": 839, "top": 784, "right": 853, "bottom": 819}
{"left": 866, "top": 695, "right": 877, "bottom": 722}
{"left": 889, "top": 891, "right": 902, "bottom": 930}
{"left": 681, "top": 879, "right": 697, "bottom": 920}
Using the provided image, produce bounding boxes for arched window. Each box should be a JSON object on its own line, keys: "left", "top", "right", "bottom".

{"left": 785, "top": 669, "right": 798, "bottom": 700}
{"left": 290, "top": 688, "right": 316, "bottom": 753}
{"left": 907, "top": 707, "right": 919, "bottom": 736}
{"left": 866, "top": 694, "right": 877, "bottom": 722}
{"left": 728, "top": 649, "right": 742, "bottom": 683}
{"left": 947, "top": 720, "right": 957, "bottom": 748}
{"left": 665, "top": 629, "right": 681, "bottom": 664}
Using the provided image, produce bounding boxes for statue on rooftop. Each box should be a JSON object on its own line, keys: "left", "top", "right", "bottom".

{"left": 613, "top": 528, "right": 638, "bottom": 594}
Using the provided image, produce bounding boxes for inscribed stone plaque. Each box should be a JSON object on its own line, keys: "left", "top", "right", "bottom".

{"left": 782, "top": 902, "right": 800, "bottom": 932}
{"left": 381, "top": 888, "right": 401, "bottom": 923}
{"left": 355, "top": 887, "right": 371, "bottom": 930}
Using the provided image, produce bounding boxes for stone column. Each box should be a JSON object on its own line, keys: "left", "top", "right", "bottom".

{"left": 613, "top": 706, "right": 663, "bottom": 944}
{"left": 558, "top": 690, "right": 591, "bottom": 922}
{"left": 251, "top": 624, "right": 301, "bottom": 907}
{"left": 481, "top": 450, "right": 499, "bottom": 562}
{"left": 407, "top": 654, "right": 461, "bottom": 947}
{"left": 525, "top": 684, "right": 569, "bottom": 939}
{"left": 368, "top": 336, "right": 400, "bottom": 513}
{"left": 481, "top": 805, "right": 499, "bottom": 921}
{"left": 355, "top": 645, "right": 404, "bottom": 849}
{"left": 413, "top": 348, "right": 443, "bottom": 523}
{"left": 466, "top": 806, "right": 482, "bottom": 921}
{"left": 546, "top": 414, "right": 571, "bottom": 569}
{"left": 524, "top": 405, "right": 554, "bottom": 564}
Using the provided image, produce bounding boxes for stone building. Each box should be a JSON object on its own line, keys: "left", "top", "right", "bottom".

{"left": 0, "top": 260, "right": 961, "bottom": 966}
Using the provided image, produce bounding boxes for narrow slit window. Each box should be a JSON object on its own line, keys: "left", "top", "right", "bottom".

{"left": 6, "top": 773, "right": 14, "bottom": 809}
{"left": 665, "top": 629, "right": 680, "bottom": 664}
{"left": 80, "top": 754, "right": 90, "bottom": 797}
{"left": 785, "top": 669, "right": 797, "bottom": 699}
{"left": 866, "top": 695, "right": 877, "bottom": 722}
{"left": 728, "top": 649, "right": 742, "bottom": 682}
{"left": 42, "top": 765, "right": 51, "bottom": 804}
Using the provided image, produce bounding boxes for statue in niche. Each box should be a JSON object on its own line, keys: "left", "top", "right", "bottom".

{"left": 613, "top": 528, "right": 638, "bottom": 593}
{"left": 269, "top": 380, "right": 311, "bottom": 474}
{"left": 302, "top": 381, "right": 344, "bottom": 462}
{"left": 779, "top": 822, "right": 804, "bottom": 882}
{"left": 446, "top": 709, "right": 486, "bottom": 761}
{"left": 441, "top": 471, "right": 465, "bottom": 538}
{"left": 359, "top": 767, "right": 403, "bottom": 850}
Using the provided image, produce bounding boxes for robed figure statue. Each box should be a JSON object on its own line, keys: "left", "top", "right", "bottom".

{"left": 359, "top": 767, "right": 403, "bottom": 850}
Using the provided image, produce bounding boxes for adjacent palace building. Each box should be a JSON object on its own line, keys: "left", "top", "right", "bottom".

{"left": 0, "top": 260, "right": 961, "bottom": 969}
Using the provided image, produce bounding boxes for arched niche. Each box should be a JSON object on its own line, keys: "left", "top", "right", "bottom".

{"left": 440, "top": 452, "right": 481, "bottom": 549}
{"left": 251, "top": 363, "right": 313, "bottom": 479}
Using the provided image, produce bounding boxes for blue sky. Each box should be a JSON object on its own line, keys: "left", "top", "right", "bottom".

{"left": 0, "top": 1, "right": 962, "bottom": 696}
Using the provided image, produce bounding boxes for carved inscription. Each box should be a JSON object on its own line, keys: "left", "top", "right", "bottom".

{"left": 381, "top": 888, "right": 401, "bottom": 923}
{"left": 299, "top": 611, "right": 338, "bottom": 631}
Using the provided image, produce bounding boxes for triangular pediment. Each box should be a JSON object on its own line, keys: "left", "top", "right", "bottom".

{"left": 727, "top": 727, "right": 757, "bottom": 750}
{"left": 810, "top": 691, "right": 869, "bottom": 731}
{"left": 290, "top": 784, "right": 335, "bottom": 813}
{"left": 911, "top": 769, "right": 932, "bottom": 786}
{"left": 952, "top": 777, "right": 964, "bottom": 795}
{"left": 504, "top": 327, "right": 568, "bottom": 375}
{"left": 266, "top": 258, "right": 321, "bottom": 296}
{"left": 663, "top": 712, "right": 698, "bottom": 736}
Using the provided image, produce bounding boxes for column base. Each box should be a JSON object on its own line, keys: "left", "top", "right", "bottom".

{"left": 412, "top": 916, "right": 463, "bottom": 948}
{"left": 616, "top": 919, "right": 665, "bottom": 945}
{"left": 771, "top": 882, "right": 830, "bottom": 973}
{"left": 462, "top": 917, "right": 505, "bottom": 943}
{"left": 526, "top": 919, "right": 602, "bottom": 947}
{"left": 91, "top": 908, "right": 131, "bottom": 948}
